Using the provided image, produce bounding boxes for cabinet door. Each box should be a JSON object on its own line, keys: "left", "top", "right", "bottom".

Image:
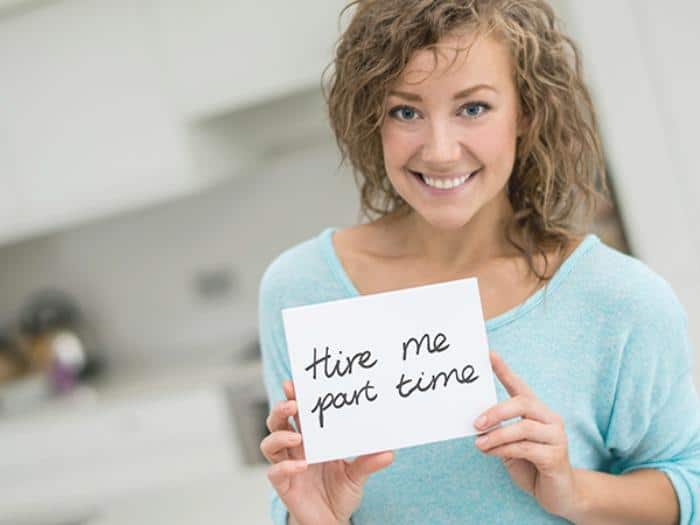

{"left": 90, "top": 472, "right": 271, "bottom": 525}
{"left": 0, "top": 385, "right": 237, "bottom": 521}
{"left": 0, "top": 0, "right": 195, "bottom": 246}
{"left": 150, "top": 0, "right": 345, "bottom": 118}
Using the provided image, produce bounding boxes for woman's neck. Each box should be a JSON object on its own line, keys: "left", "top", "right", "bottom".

{"left": 381, "top": 191, "right": 520, "bottom": 271}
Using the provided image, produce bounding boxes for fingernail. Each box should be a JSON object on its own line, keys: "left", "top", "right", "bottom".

{"left": 475, "top": 435, "right": 488, "bottom": 446}
{"left": 475, "top": 415, "right": 487, "bottom": 428}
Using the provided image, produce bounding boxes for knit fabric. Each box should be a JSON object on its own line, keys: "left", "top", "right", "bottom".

{"left": 259, "top": 226, "right": 700, "bottom": 525}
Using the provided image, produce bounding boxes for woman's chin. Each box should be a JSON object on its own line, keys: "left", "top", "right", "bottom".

{"left": 413, "top": 208, "right": 476, "bottom": 231}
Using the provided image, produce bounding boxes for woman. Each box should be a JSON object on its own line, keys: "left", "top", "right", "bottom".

{"left": 258, "top": 1, "right": 700, "bottom": 523}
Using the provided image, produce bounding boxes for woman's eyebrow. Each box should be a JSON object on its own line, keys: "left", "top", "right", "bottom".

{"left": 389, "top": 84, "right": 498, "bottom": 102}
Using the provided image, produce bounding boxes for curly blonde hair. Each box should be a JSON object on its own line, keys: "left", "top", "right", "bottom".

{"left": 323, "top": 0, "right": 609, "bottom": 281}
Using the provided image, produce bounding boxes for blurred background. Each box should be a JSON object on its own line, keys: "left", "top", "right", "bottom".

{"left": 0, "top": 1, "right": 698, "bottom": 523}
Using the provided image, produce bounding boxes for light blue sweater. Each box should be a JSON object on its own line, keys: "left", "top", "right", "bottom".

{"left": 258, "top": 226, "right": 700, "bottom": 524}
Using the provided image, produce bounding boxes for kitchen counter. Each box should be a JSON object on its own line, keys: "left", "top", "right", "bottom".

{"left": 1, "top": 468, "right": 272, "bottom": 525}
{"left": 0, "top": 358, "right": 274, "bottom": 524}
{"left": 1, "top": 353, "right": 263, "bottom": 419}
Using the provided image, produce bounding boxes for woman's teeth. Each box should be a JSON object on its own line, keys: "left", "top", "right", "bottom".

{"left": 417, "top": 171, "right": 476, "bottom": 189}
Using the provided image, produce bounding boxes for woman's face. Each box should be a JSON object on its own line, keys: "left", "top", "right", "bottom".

{"left": 380, "top": 31, "right": 523, "bottom": 231}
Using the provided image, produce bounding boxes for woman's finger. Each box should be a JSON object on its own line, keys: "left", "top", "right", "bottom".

{"left": 480, "top": 440, "right": 563, "bottom": 472}
{"left": 345, "top": 450, "right": 395, "bottom": 488}
{"left": 260, "top": 430, "right": 303, "bottom": 464}
{"left": 267, "top": 459, "right": 308, "bottom": 497}
{"left": 279, "top": 381, "right": 306, "bottom": 460}
{"left": 478, "top": 394, "right": 560, "bottom": 427}
{"left": 266, "top": 399, "right": 297, "bottom": 433}
{"left": 283, "top": 380, "right": 294, "bottom": 399}
{"left": 475, "top": 418, "right": 560, "bottom": 452}
{"left": 283, "top": 380, "right": 303, "bottom": 434}
{"left": 490, "top": 351, "right": 536, "bottom": 398}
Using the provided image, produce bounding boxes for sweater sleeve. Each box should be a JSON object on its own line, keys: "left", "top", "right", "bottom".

{"left": 603, "top": 280, "right": 700, "bottom": 525}
{"left": 258, "top": 261, "right": 293, "bottom": 525}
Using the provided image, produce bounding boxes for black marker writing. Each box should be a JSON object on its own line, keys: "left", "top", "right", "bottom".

{"left": 395, "top": 364, "right": 479, "bottom": 398}
{"left": 305, "top": 330, "right": 480, "bottom": 429}
{"left": 304, "top": 346, "right": 378, "bottom": 380}
{"left": 401, "top": 331, "right": 450, "bottom": 361}
{"left": 311, "top": 379, "right": 378, "bottom": 428}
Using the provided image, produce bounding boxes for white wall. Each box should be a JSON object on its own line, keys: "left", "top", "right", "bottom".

{"left": 554, "top": 0, "right": 700, "bottom": 385}
{"left": 0, "top": 0, "right": 194, "bottom": 245}
{"left": 0, "top": 0, "right": 346, "bottom": 246}
{"left": 631, "top": 1, "right": 700, "bottom": 231}
{"left": 0, "top": 133, "right": 360, "bottom": 374}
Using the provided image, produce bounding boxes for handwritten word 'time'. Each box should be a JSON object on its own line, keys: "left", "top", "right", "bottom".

{"left": 304, "top": 346, "right": 378, "bottom": 380}
{"left": 395, "top": 364, "right": 480, "bottom": 398}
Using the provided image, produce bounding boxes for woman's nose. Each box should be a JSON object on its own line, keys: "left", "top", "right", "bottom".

{"left": 421, "top": 121, "right": 462, "bottom": 165}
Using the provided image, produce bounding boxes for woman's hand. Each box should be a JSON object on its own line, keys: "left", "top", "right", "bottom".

{"left": 473, "top": 351, "right": 580, "bottom": 519}
{"left": 260, "top": 380, "right": 394, "bottom": 525}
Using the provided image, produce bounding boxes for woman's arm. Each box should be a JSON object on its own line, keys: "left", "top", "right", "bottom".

{"left": 567, "top": 468, "right": 679, "bottom": 525}
{"left": 476, "top": 318, "right": 699, "bottom": 525}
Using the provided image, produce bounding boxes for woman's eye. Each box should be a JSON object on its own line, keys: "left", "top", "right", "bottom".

{"left": 388, "top": 102, "right": 490, "bottom": 121}
{"left": 389, "top": 105, "right": 419, "bottom": 121}
{"left": 460, "top": 102, "right": 490, "bottom": 119}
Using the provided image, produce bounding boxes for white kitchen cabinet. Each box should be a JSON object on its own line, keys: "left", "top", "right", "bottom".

{"left": 0, "top": 360, "right": 273, "bottom": 524}
{"left": 0, "top": 1, "right": 347, "bottom": 247}
{"left": 0, "top": 382, "right": 247, "bottom": 523}
{"left": 149, "top": 0, "right": 345, "bottom": 118}
{"left": 0, "top": 386, "right": 231, "bottom": 509}
{"left": 90, "top": 470, "right": 271, "bottom": 525}
{"left": 0, "top": 0, "right": 197, "bottom": 247}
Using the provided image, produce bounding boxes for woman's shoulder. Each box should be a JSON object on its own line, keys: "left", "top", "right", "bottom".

{"left": 573, "top": 236, "right": 687, "bottom": 326}
{"left": 570, "top": 237, "right": 691, "bottom": 373}
{"left": 260, "top": 229, "right": 325, "bottom": 280}
{"left": 258, "top": 226, "right": 343, "bottom": 309}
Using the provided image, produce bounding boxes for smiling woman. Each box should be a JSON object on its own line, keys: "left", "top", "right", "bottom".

{"left": 258, "top": 1, "right": 700, "bottom": 525}
{"left": 325, "top": 0, "right": 607, "bottom": 284}
{"left": 378, "top": 30, "right": 524, "bottom": 234}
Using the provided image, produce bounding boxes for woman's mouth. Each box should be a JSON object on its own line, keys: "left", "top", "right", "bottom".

{"left": 408, "top": 169, "right": 480, "bottom": 194}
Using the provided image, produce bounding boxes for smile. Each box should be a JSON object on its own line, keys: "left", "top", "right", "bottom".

{"left": 409, "top": 169, "right": 480, "bottom": 191}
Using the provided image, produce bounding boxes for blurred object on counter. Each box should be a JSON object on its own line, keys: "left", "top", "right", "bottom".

{"left": 49, "top": 330, "right": 88, "bottom": 394}
{"left": 0, "top": 325, "right": 29, "bottom": 383}
{"left": 8, "top": 288, "right": 105, "bottom": 389}
{"left": 19, "top": 287, "right": 81, "bottom": 337}
{"left": 0, "top": 288, "right": 106, "bottom": 416}
{"left": 0, "top": 323, "right": 54, "bottom": 415}
{"left": 18, "top": 288, "right": 106, "bottom": 390}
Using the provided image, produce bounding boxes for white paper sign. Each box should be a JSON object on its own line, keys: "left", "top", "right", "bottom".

{"left": 281, "top": 277, "right": 497, "bottom": 464}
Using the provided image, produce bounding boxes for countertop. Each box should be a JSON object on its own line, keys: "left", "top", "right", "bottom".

{"left": 0, "top": 357, "right": 275, "bottom": 524}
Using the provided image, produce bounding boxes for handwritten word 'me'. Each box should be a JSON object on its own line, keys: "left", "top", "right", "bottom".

{"left": 401, "top": 331, "right": 450, "bottom": 361}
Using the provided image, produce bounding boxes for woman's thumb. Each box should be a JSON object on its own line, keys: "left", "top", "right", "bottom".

{"left": 345, "top": 451, "right": 394, "bottom": 486}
